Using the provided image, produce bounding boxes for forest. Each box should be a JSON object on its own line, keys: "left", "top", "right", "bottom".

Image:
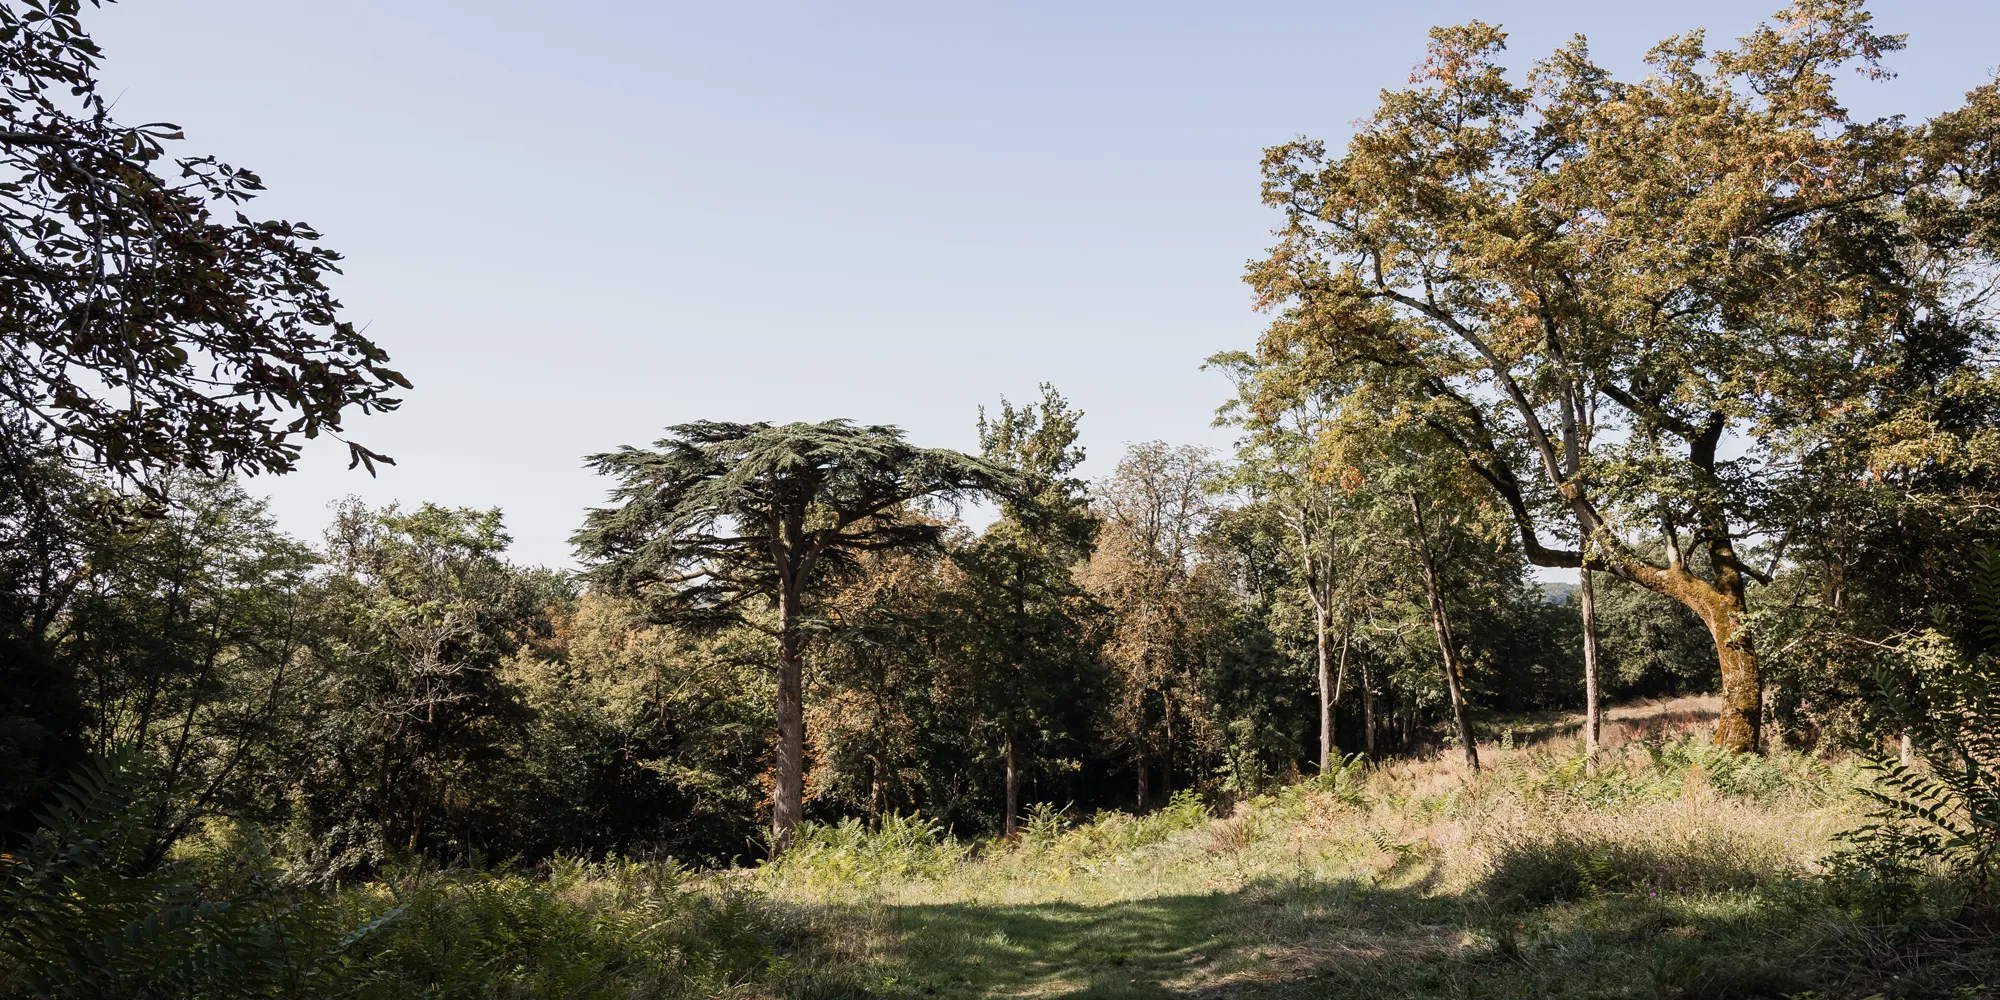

{"left": 2, "top": 0, "right": 1999, "bottom": 997}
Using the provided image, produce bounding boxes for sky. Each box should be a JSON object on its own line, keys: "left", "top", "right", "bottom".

{"left": 87, "top": 0, "right": 2000, "bottom": 568}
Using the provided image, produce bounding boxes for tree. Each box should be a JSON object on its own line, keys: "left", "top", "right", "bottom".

{"left": 501, "top": 592, "right": 772, "bottom": 863}
{"left": 0, "top": 449, "right": 98, "bottom": 838}
{"left": 1213, "top": 351, "right": 1380, "bottom": 773}
{"left": 573, "top": 420, "right": 1016, "bottom": 853}
{"left": 1085, "top": 442, "right": 1228, "bottom": 807}
{"left": 1403, "top": 488, "right": 1478, "bottom": 772}
{"left": 0, "top": 0, "right": 406, "bottom": 481}
{"left": 61, "top": 475, "right": 319, "bottom": 868}
{"left": 964, "top": 385, "right": 1103, "bottom": 837}
{"left": 297, "top": 502, "right": 562, "bottom": 876}
{"left": 1247, "top": 1, "right": 1992, "bottom": 751}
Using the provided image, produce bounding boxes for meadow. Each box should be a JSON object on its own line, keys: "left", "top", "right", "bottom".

{"left": 157, "top": 699, "right": 1980, "bottom": 1000}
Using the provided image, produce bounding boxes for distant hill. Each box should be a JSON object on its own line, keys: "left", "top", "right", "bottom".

{"left": 1541, "top": 581, "right": 1577, "bottom": 605}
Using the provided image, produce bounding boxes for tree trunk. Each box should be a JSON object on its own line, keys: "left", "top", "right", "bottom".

{"left": 1136, "top": 759, "right": 1149, "bottom": 812}
{"left": 1707, "top": 598, "right": 1760, "bottom": 753}
{"left": 1580, "top": 565, "right": 1601, "bottom": 757}
{"left": 1361, "top": 658, "right": 1376, "bottom": 757}
{"left": 867, "top": 758, "right": 882, "bottom": 822}
{"left": 1610, "top": 556, "right": 1761, "bottom": 752}
{"left": 1707, "top": 536, "right": 1761, "bottom": 752}
{"left": 1408, "top": 492, "right": 1478, "bottom": 773}
{"left": 771, "top": 586, "right": 806, "bottom": 855}
{"left": 1329, "top": 618, "right": 1351, "bottom": 769}
{"left": 1315, "top": 603, "right": 1333, "bottom": 772}
{"left": 1003, "top": 737, "right": 1020, "bottom": 840}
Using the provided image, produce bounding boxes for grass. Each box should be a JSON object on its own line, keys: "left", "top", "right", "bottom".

{"left": 741, "top": 702, "right": 1999, "bottom": 1000}
{"left": 13, "top": 701, "right": 1994, "bottom": 998}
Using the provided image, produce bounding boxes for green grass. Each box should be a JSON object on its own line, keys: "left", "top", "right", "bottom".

{"left": 750, "top": 726, "right": 2000, "bottom": 1000}
{"left": 12, "top": 711, "right": 1996, "bottom": 998}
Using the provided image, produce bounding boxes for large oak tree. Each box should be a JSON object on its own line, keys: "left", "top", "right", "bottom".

{"left": 1246, "top": 0, "right": 1996, "bottom": 750}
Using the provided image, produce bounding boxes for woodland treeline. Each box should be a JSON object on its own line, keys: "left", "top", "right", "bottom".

{"left": 0, "top": 401, "right": 1725, "bottom": 870}
{"left": 1, "top": 0, "right": 1998, "bottom": 884}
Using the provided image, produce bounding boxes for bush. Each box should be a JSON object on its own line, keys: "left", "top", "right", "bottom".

{"left": 1835, "top": 546, "right": 2000, "bottom": 899}
{"left": 343, "top": 860, "right": 783, "bottom": 999}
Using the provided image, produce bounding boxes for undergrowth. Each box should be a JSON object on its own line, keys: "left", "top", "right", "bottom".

{"left": 7, "top": 725, "right": 1997, "bottom": 999}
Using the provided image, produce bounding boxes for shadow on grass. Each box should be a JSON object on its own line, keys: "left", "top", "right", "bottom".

{"left": 856, "top": 874, "right": 1997, "bottom": 1000}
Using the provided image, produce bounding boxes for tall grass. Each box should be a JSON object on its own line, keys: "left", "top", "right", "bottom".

{"left": 12, "top": 713, "right": 1992, "bottom": 999}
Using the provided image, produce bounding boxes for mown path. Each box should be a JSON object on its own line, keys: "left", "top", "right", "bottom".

{"left": 833, "top": 873, "right": 1840, "bottom": 1000}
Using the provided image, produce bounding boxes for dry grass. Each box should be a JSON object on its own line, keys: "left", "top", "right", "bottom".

{"left": 742, "top": 707, "right": 2000, "bottom": 998}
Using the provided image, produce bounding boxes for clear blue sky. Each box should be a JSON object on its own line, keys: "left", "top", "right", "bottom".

{"left": 90, "top": 1, "right": 2000, "bottom": 567}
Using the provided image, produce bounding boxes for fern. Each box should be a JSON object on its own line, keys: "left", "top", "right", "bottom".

{"left": 1842, "top": 548, "right": 2000, "bottom": 894}
{"left": 0, "top": 757, "right": 400, "bottom": 998}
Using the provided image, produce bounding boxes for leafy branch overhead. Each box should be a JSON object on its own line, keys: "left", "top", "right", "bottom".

{"left": 0, "top": 0, "right": 407, "bottom": 481}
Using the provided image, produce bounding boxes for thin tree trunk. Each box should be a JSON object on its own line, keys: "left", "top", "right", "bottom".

{"left": 1408, "top": 491, "right": 1478, "bottom": 773}
{"left": 1136, "top": 759, "right": 1149, "bottom": 812}
{"left": 1329, "top": 617, "right": 1351, "bottom": 769}
{"left": 868, "top": 758, "right": 882, "bottom": 822}
{"left": 1315, "top": 603, "right": 1333, "bottom": 772}
{"left": 1003, "top": 737, "right": 1020, "bottom": 840}
{"left": 1580, "top": 565, "right": 1601, "bottom": 757}
{"left": 771, "top": 585, "right": 806, "bottom": 855}
{"left": 1361, "top": 658, "right": 1376, "bottom": 757}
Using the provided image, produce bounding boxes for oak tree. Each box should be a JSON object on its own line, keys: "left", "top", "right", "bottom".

{"left": 1248, "top": 1, "right": 1992, "bottom": 749}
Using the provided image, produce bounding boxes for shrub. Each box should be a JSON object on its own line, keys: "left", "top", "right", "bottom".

{"left": 1837, "top": 547, "right": 2000, "bottom": 898}
{"left": 1205, "top": 807, "right": 1259, "bottom": 855}
{"left": 344, "top": 861, "right": 782, "bottom": 999}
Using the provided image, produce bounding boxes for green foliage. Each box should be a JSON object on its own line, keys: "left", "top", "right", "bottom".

{"left": 503, "top": 597, "right": 772, "bottom": 863}
{"left": 346, "top": 861, "right": 786, "bottom": 1000}
{"left": 0, "top": 451, "right": 103, "bottom": 841}
{"left": 0, "top": 758, "right": 394, "bottom": 999}
{"left": 575, "top": 419, "right": 1020, "bottom": 631}
{"left": 1479, "top": 829, "right": 1782, "bottom": 909}
{"left": 1022, "top": 791, "right": 1213, "bottom": 868}
{"left": 59, "top": 475, "right": 322, "bottom": 868}
{"left": 758, "top": 813, "right": 970, "bottom": 894}
{"left": 287, "top": 501, "right": 569, "bottom": 880}
{"left": 1839, "top": 549, "right": 2000, "bottom": 896}
{"left": 1499, "top": 734, "right": 1847, "bottom": 813}
{"left": 0, "top": 760, "right": 823, "bottom": 999}
{"left": 0, "top": 0, "right": 407, "bottom": 481}
{"left": 1304, "top": 753, "right": 1370, "bottom": 806}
